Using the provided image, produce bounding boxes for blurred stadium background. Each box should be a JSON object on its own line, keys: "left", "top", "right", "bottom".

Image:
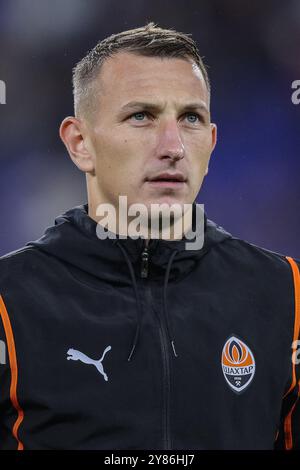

{"left": 0, "top": 0, "right": 299, "bottom": 257}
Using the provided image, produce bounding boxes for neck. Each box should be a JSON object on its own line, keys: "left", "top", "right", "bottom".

{"left": 87, "top": 196, "right": 194, "bottom": 242}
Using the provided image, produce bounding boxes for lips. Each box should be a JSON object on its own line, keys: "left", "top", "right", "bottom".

{"left": 146, "top": 172, "right": 187, "bottom": 183}
{"left": 146, "top": 180, "right": 186, "bottom": 188}
{"left": 145, "top": 172, "right": 187, "bottom": 190}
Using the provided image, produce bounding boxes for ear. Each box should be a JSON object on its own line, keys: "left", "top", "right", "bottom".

{"left": 59, "top": 116, "right": 95, "bottom": 173}
{"left": 210, "top": 122, "right": 217, "bottom": 152}
{"left": 205, "top": 123, "right": 217, "bottom": 176}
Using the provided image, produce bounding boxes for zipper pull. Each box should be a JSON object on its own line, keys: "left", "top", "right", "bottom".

{"left": 141, "top": 246, "right": 149, "bottom": 278}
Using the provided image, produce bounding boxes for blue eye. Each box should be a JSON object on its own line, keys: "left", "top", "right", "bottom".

{"left": 132, "top": 112, "right": 146, "bottom": 120}
{"left": 185, "top": 113, "right": 199, "bottom": 123}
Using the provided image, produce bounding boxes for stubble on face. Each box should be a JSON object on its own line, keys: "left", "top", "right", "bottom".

{"left": 83, "top": 52, "right": 216, "bottom": 237}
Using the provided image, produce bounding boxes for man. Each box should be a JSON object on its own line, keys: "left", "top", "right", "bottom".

{"left": 0, "top": 23, "right": 299, "bottom": 450}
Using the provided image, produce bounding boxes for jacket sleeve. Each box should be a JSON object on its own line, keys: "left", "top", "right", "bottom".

{"left": 274, "top": 258, "right": 300, "bottom": 450}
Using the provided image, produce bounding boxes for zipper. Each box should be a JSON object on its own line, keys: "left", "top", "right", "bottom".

{"left": 143, "top": 284, "right": 172, "bottom": 449}
{"left": 140, "top": 242, "right": 172, "bottom": 449}
{"left": 144, "top": 283, "right": 172, "bottom": 450}
{"left": 140, "top": 239, "right": 158, "bottom": 278}
{"left": 141, "top": 245, "right": 149, "bottom": 278}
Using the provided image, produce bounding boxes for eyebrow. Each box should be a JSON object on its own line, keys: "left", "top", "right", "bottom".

{"left": 119, "top": 101, "right": 209, "bottom": 115}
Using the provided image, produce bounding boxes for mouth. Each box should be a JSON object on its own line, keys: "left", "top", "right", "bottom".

{"left": 145, "top": 172, "right": 187, "bottom": 189}
{"left": 146, "top": 180, "right": 186, "bottom": 188}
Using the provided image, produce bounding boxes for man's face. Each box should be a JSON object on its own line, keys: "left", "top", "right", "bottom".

{"left": 85, "top": 52, "right": 216, "bottom": 213}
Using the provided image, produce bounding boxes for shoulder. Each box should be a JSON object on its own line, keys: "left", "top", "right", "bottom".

{"left": 0, "top": 245, "right": 51, "bottom": 286}
{"left": 220, "top": 234, "right": 300, "bottom": 274}
{"left": 208, "top": 233, "right": 300, "bottom": 300}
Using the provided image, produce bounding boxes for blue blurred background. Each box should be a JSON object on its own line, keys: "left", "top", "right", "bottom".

{"left": 0, "top": 0, "right": 299, "bottom": 257}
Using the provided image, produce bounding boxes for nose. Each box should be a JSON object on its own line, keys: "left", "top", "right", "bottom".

{"left": 155, "top": 119, "right": 185, "bottom": 162}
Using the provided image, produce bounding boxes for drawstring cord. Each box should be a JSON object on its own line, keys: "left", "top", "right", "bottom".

{"left": 114, "top": 239, "right": 179, "bottom": 361}
{"left": 114, "top": 240, "right": 142, "bottom": 362}
{"left": 163, "top": 249, "right": 179, "bottom": 358}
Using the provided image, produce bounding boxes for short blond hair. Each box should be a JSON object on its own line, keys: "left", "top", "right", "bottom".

{"left": 72, "top": 22, "right": 210, "bottom": 118}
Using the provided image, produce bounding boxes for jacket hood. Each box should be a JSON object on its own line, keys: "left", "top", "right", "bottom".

{"left": 27, "top": 202, "right": 232, "bottom": 361}
{"left": 27, "top": 202, "right": 232, "bottom": 284}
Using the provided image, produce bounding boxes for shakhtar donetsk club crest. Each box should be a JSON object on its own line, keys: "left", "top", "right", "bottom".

{"left": 221, "top": 336, "right": 255, "bottom": 393}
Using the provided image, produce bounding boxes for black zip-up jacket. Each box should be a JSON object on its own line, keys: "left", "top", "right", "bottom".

{"left": 0, "top": 203, "right": 299, "bottom": 450}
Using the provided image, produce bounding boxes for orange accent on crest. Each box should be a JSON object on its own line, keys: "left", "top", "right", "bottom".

{"left": 222, "top": 338, "right": 254, "bottom": 368}
{"left": 232, "top": 345, "right": 240, "bottom": 363}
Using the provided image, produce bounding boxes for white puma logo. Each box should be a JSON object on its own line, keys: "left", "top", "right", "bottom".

{"left": 67, "top": 345, "right": 112, "bottom": 381}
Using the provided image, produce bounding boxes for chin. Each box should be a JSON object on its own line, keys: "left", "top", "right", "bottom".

{"left": 145, "top": 196, "right": 182, "bottom": 206}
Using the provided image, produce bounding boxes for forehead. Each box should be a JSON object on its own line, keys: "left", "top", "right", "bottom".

{"left": 95, "top": 52, "right": 209, "bottom": 106}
